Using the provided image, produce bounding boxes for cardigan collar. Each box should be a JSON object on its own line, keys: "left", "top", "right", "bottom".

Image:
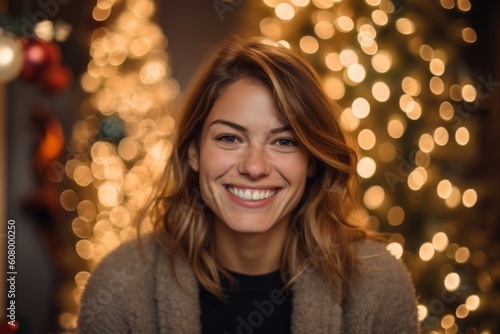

{"left": 154, "top": 250, "right": 342, "bottom": 334}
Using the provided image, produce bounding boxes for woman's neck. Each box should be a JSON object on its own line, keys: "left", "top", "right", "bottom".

{"left": 213, "top": 220, "right": 288, "bottom": 275}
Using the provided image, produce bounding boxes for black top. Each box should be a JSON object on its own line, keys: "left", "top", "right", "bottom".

{"left": 199, "top": 270, "right": 293, "bottom": 334}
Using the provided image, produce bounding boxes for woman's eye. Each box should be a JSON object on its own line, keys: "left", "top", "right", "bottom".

{"left": 275, "top": 138, "right": 298, "bottom": 147}
{"left": 216, "top": 135, "right": 239, "bottom": 143}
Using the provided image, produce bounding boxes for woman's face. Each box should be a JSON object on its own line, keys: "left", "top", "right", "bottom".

{"left": 188, "top": 78, "right": 312, "bottom": 234}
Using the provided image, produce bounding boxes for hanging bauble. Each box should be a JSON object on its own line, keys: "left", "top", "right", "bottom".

{"left": 19, "top": 38, "right": 61, "bottom": 82}
{"left": 39, "top": 64, "right": 72, "bottom": 94}
{"left": 0, "top": 33, "right": 25, "bottom": 84}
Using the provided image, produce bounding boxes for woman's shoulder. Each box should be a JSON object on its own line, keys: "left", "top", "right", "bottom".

{"left": 352, "top": 238, "right": 412, "bottom": 282}
{"left": 346, "top": 239, "right": 419, "bottom": 332}
{"left": 77, "top": 235, "right": 165, "bottom": 332}
{"left": 80, "top": 235, "right": 162, "bottom": 302}
{"left": 355, "top": 239, "right": 415, "bottom": 303}
{"left": 89, "top": 234, "right": 160, "bottom": 277}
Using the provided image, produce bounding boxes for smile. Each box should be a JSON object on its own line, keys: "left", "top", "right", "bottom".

{"left": 225, "top": 185, "right": 278, "bottom": 201}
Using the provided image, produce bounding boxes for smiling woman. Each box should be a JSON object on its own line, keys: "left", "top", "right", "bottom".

{"left": 78, "top": 37, "right": 419, "bottom": 334}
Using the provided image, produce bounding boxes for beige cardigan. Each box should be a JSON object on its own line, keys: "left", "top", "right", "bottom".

{"left": 78, "top": 236, "right": 419, "bottom": 333}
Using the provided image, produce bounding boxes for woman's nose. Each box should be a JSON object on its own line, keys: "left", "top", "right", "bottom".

{"left": 238, "top": 147, "right": 271, "bottom": 179}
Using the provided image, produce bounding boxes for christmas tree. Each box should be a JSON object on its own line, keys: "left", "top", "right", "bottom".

{"left": 60, "top": 0, "right": 179, "bottom": 329}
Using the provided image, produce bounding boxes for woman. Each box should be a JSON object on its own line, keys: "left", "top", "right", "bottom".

{"left": 78, "top": 37, "right": 419, "bottom": 333}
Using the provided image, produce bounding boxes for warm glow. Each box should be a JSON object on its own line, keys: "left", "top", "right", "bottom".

{"left": 430, "top": 58, "right": 445, "bottom": 76}
{"left": 465, "top": 295, "right": 480, "bottom": 311}
{"left": 386, "top": 243, "right": 403, "bottom": 259}
{"left": 450, "top": 84, "right": 462, "bottom": 101}
{"left": 432, "top": 232, "right": 449, "bottom": 252}
{"left": 455, "top": 304, "right": 469, "bottom": 319}
{"left": 462, "top": 84, "right": 476, "bottom": 102}
{"left": 340, "top": 108, "right": 360, "bottom": 131}
{"left": 299, "top": 35, "right": 319, "bottom": 54}
{"left": 323, "top": 76, "right": 345, "bottom": 100}
{"left": 455, "top": 247, "right": 470, "bottom": 263}
{"left": 418, "top": 133, "right": 435, "bottom": 153}
{"left": 419, "top": 44, "right": 434, "bottom": 61}
{"left": 462, "top": 189, "right": 478, "bottom": 208}
{"left": 457, "top": 0, "right": 471, "bottom": 11}
{"left": 339, "top": 49, "right": 359, "bottom": 67}
{"left": 407, "top": 167, "right": 427, "bottom": 191}
{"left": 60, "top": 189, "right": 79, "bottom": 211}
{"left": 358, "top": 129, "right": 376, "bottom": 150}
{"left": 347, "top": 63, "right": 366, "bottom": 83}
{"left": 441, "top": 314, "right": 455, "bottom": 329}
{"left": 315, "top": 21, "right": 335, "bottom": 39}
{"left": 357, "top": 157, "right": 376, "bottom": 178}
{"left": 434, "top": 127, "right": 449, "bottom": 146}
{"left": 462, "top": 27, "right": 477, "bottom": 43}
{"left": 387, "top": 206, "right": 405, "bottom": 226}
{"left": 275, "top": 3, "right": 295, "bottom": 20}
{"left": 312, "top": 0, "right": 334, "bottom": 9}
{"left": 378, "top": 142, "right": 396, "bottom": 162}
{"left": 415, "top": 151, "right": 431, "bottom": 168}
{"left": 352, "top": 98, "right": 370, "bottom": 118}
{"left": 357, "top": 24, "right": 377, "bottom": 47}
{"left": 371, "top": 10, "right": 388, "bottom": 26}
{"left": 336, "top": 16, "right": 354, "bottom": 32}
{"left": 260, "top": 17, "right": 282, "bottom": 39}
{"left": 417, "top": 305, "right": 428, "bottom": 321}
{"left": 395, "top": 18, "right": 415, "bottom": 35}
{"left": 399, "top": 94, "right": 414, "bottom": 112}
{"left": 74, "top": 165, "right": 93, "bottom": 187}
{"left": 363, "top": 185, "right": 385, "bottom": 209}
{"left": 292, "top": 0, "right": 310, "bottom": 6}
{"left": 445, "top": 186, "right": 462, "bottom": 208}
{"left": 405, "top": 100, "right": 422, "bottom": 120}
{"left": 371, "top": 51, "right": 392, "bottom": 73}
{"left": 440, "top": 0, "right": 454, "bottom": 9}
{"left": 387, "top": 116, "right": 406, "bottom": 139}
{"left": 437, "top": 179, "right": 453, "bottom": 199}
{"left": 455, "top": 127, "right": 470, "bottom": 146}
{"left": 439, "top": 101, "right": 454, "bottom": 121}
{"left": 419, "top": 242, "right": 435, "bottom": 261}
{"left": 372, "top": 81, "right": 391, "bottom": 102}
{"left": 444, "top": 272, "right": 460, "bottom": 291}
{"left": 325, "top": 52, "right": 342, "bottom": 71}
{"left": 263, "top": 0, "right": 281, "bottom": 7}
{"left": 429, "top": 76, "right": 444, "bottom": 95}
{"left": 402, "top": 76, "right": 421, "bottom": 96}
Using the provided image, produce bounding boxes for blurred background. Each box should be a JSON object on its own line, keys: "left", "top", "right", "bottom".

{"left": 0, "top": 0, "right": 499, "bottom": 333}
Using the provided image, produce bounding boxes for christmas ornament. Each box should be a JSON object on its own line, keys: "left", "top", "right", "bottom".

{"left": 19, "top": 38, "right": 61, "bottom": 82}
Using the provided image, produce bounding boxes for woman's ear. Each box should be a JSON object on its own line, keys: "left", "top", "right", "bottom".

{"left": 188, "top": 141, "right": 200, "bottom": 172}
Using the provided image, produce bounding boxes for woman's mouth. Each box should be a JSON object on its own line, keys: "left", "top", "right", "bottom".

{"left": 224, "top": 185, "right": 279, "bottom": 201}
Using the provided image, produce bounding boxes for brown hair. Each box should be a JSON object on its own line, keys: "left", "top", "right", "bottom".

{"left": 147, "top": 37, "right": 367, "bottom": 298}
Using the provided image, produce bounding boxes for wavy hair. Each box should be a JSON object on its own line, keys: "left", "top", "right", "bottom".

{"left": 147, "top": 37, "right": 367, "bottom": 299}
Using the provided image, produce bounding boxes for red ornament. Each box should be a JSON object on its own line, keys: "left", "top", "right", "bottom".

{"left": 39, "top": 64, "right": 72, "bottom": 94}
{"left": 0, "top": 319, "right": 19, "bottom": 333}
{"left": 19, "top": 38, "right": 61, "bottom": 82}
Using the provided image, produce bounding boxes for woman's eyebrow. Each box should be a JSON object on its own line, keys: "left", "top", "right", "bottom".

{"left": 208, "top": 119, "right": 290, "bottom": 134}
{"left": 208, "top": 119, "right": 246, "bottom": 132}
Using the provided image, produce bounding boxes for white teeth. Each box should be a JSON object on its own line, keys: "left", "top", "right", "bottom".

{"left": 226, "top": 186, "right": 277, "bottom": 201}
{"left": 244, "top": 190, "right": 252, "bottom": 200}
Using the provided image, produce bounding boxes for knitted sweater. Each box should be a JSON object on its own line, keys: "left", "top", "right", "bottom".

{"left": 77, "top": 237, "right": 419, "bottom": 333}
